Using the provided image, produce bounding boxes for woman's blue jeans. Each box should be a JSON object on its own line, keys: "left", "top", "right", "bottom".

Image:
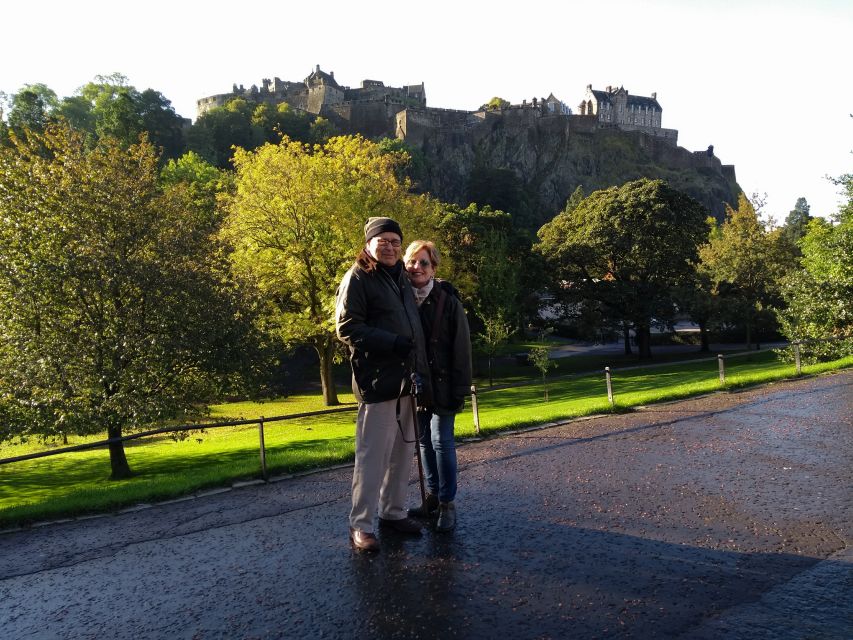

{"left": 417, "top": 410, "right": 457, "bottom": 503}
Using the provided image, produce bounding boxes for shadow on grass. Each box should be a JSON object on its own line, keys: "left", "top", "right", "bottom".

{"left": 0, "top": 434, "right": 358, "bottom": 527}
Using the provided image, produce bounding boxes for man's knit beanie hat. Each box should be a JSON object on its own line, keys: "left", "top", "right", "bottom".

{"left": 364, "top": 217, "right": 403, "bottom": 243}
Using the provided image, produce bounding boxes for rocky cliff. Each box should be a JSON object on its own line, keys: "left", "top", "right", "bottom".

{"left": 398, "top": 108, "right": 740, "bottom": 229}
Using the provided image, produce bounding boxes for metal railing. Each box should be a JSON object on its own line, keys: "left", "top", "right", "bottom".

{"left": 3, "top": 339, "right": 845, "bottom": 471}
{"left": 465, "top": 340, "right": 841, "bottom": 432}
{"left": 0, "top": 405, "right": 357, "bottom": 477}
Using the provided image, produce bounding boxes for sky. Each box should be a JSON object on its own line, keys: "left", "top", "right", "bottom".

{"left": 2, "top": 0, "right": 851, "bottom": 221}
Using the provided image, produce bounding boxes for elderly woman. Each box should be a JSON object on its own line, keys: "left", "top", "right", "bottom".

{"left": 404, "top": 240, "right": 472, "bottom": 531}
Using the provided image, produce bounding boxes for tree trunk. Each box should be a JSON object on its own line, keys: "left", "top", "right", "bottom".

{"left": 745, "top": 321, "right": 753, "bottom": 351}
{"left": 107, "top": 423, "right": 132, "bottom": 480}
{"left": 699, "top": 321, "right": 710, "bottom": 353}
{"left": 623, "top": 323, "right": 632, "bottom": 356}
{"left": 488, "top": 356, "right": 494, "bottom": 387}
{"left": 637, "top": 322, "right": 653, "bottom": 359}
{"left": 317, "top": 339, "right": 340, "bottom": 406}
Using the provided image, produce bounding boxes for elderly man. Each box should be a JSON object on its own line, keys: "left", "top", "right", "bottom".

{"left": 335, "top": 217, "right": 431, "bottom": 552}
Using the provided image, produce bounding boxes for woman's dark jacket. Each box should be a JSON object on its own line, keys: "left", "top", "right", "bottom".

{"left": 335, "top": 261, "right": 430, "bottom": 404}
{"left": 418, "top": 280, "right": 472, "bottom": 415}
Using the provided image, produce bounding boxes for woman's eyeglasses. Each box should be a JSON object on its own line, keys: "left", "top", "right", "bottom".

{"left": 406, "top": 258, "right": 432, "bottom": 268}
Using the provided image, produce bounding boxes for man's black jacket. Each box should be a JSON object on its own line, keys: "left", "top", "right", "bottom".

{"left": 335, "top": 261, "right": 430, "bottom": 404}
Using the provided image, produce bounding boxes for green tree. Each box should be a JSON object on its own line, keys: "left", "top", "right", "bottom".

{"left": 55, "top": 74, "right": 186, "bottom": 159}
{"left": 309, "top": 116, "right": 339, "bottom": 145}
{"left": 475, "top": 310, "right": 512, "bottom": 387}
{"left": 675, "top": 265, "right": 721, "bottom": 353}
{"left": 474, "top": 226, "right": 522, "bottom": 324}
{"left": 251, "top": 102, "right": 313, "bottom": 144}
{"left": 222, "top": 135, "right": 411, "bottom": 405}
{"left": 699, "top": 193, "right": 787, "bottom": 349}
{"left": 161, "top": 151, "right": 231, "bottom": 223}
{"left": 484, "top": 97, "right": 510, "bottom": 110}
{"left": 537, "top": 179, "right": 708, "bottom": 358}
{"left": 435, "top": 204, "right": 519, "bottom": 305}
{"left": 777, "top": 175, "right": 853, "bottom": 360}
{"left": 135, "top": 88, "right": 186, "bottom": 160}
{"left": 528, "top": 330, "right": 557, "bottom": 400}
{"left": 273, "top": 102, "right": 312, "bottom": 141}
{"left": 434, "top": 202, "right": 533, "bottom": 332}
{"left": 0, "top": 124, "right": 244, "bottom": 477}
{"left": 6, "top": 84, "right": 59, "bottom": 137}
{"left": 91, "top": 84, "right": 141, "bottom": 142}
{"left": 564, "top": 185, "right": 585, "bottom": 214}
{"left": 783, "top": 197, "right": 813, "bottom": 245}
{"left": 376, "top": 137, "right": 428, "bottom": 187}
{"left": 55, "top": 95, "right": 95, "bottom": 134}
{"left": 187, "top": 98, "right": 263, "bottom": 167}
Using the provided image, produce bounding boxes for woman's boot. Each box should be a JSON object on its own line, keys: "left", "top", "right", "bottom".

{"left": 436, "top": 502, "right": 456, "bottom": 532}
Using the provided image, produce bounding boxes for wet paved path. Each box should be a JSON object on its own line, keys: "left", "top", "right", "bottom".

{"left": 1, "top": 372, "right": 851, "bottom": 639}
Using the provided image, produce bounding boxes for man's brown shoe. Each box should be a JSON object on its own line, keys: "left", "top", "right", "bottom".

{"left": 378, "top": 516, "right": 423, "bottom": 535}
{"left": 349, "top": 528, "right": 380, "bottom": 552}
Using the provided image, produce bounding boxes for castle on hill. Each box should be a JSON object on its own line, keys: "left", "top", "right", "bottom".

{"left": 196, "top": 66, "right": 676, "bottom": 144}
{"left": 195, "top": 67, "right": 736, "bottom": 218}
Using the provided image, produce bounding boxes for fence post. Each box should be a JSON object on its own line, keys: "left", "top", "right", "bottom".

{"left": 605, "top": 366, "right": 614, "bottom": 406}
{"left": 258, "top": 416, "right": 268, "bottom": 481}
{"left": 718, "top": 354, "right": 725, "bottom": 385}
{"left": 470, "top": 385, "right": 480, "bottom": 435}
{"left": 794, "top": 341, "right": 802, "bottom": 375}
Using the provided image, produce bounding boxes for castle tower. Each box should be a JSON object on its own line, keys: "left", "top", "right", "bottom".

{"left": 305, "top": 65, "right": 343, "bottom": 114}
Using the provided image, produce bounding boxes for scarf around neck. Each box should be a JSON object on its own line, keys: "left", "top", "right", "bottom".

{"left": 412, "top": 278, "right": 434, "bottom": 307}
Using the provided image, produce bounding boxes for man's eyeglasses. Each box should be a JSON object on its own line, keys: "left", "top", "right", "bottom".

{"left": 406, "top": 258, "right": 432, "bottom": 268}
{"left": 374, "top": 238, "right": 402, "bottom": 248}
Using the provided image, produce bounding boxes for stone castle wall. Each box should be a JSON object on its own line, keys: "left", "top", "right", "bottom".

{"left": 196, "top": 71, "right": 424, "bottom": 119}
{"left": 325, "top": 100, "right": 407, "bottom": 138}
{"left": 617, "top": 123, "right": 678, "bottom": 145}
{"left": 396, "top": 107, "right": 478, "bottom": 145}
{"left": 398, "top": 105, "right": 678, "bottom": 151}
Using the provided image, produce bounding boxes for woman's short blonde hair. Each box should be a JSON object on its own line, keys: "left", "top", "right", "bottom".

{"left": 404, "top": 240, "right": 441, "bottom": 269}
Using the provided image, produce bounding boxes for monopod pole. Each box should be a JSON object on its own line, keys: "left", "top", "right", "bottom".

{"left": 409, "top": 373, "right": 427, "bottom": 505}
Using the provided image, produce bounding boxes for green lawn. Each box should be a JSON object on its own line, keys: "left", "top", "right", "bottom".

{"left": 0, "top": 394, "right": 359, "bottom": 527}
{"left": 1, "top": 351, "right": 850, "bottom": 528}
{"left": 472, "top": 344, "right": 757, "bottom": 387}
